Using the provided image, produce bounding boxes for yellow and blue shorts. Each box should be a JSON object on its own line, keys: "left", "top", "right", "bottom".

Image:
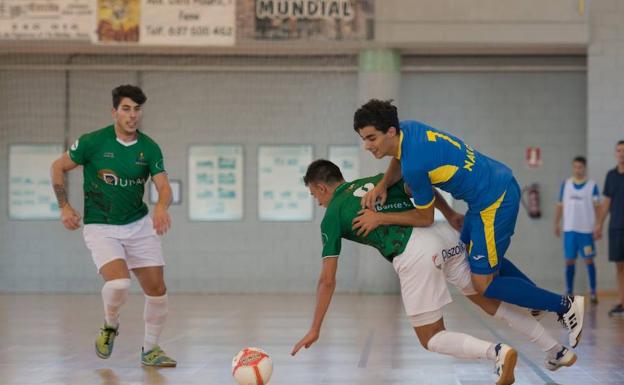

{"left": 460, "top": 179, "right": 520, "bottom": 275}
{"left": 564, "top": 231, "right": 596, "bottom": 260}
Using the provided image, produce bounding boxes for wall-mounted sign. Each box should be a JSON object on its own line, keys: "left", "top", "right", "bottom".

{"left": 9, "top": 144, "right": 63, "bottom": 220}
{"left": 189, "top": 145, "right": 243, "bottom": 221}
{"left": 0, "top": 0, "right": 94, "bottom": 40}
{"left": 94, "top": 0, "right": 235, "bottom": 45}
{"left": 526, "top": 146, "right": 542, "bottom": 168}
{"left": 258, "top": 145, "right": 313, "bottom": 221}
{"left": 238, "top": 0, "right": 373, "bottom": 41}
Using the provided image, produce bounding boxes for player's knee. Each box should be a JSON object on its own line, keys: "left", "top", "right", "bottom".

{"left": 423, "top": 328, "right": 445, "bottom": 351}
{"left": 471, "top": 279, "right": 489, "bottom": 294}
{"left": 144, "top": 283, "right": 167, "bottom": 296}
{"left": 411, "top": 311, "right": 445, "bottom": 349}
{"left": 106, "top": 278, "right": 131, "bottom": 290}
{"left": 471, "top": 273, "right": 494, "bottom": 295}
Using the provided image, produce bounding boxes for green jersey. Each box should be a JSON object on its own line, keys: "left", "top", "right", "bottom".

{"left": 68, "top": 125, "right": 165, "bottom": 225}
{"left": 321, "top": 174, "right": 414, "bottom": 262}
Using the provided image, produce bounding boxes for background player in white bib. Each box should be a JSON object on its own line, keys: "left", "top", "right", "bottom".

{"left": 554, "top": 156, "right": 600, "bottom": 303}
{"left": 291, "top": 160, "right": 576, "bottom": 385}
{"left": 50, "top": 85, "right": 176, "bottom": 367}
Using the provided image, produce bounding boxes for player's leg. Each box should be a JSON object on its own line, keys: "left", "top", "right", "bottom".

{"left": 577, "top": 232, "right": 597, "bottom": 303}
{"left": 100, "top": 260, "right": 132, "bottom": 327}
{"left": 612, "top": 261, "right": 624, "bottom": 316}
{"left": 608, "top": 230, "right": 624, "bottom": 316}
{"left": 125, "top": 216, "right": 176, "bottom": 367}
{"left": 84, "top": 224, "right": 130, "bottom": 359}
{"left": 412, "top": 315, "right": 516, "bottom": 385}
{"left": 499, "top": 257, "right": 536, "bottom": 286}
{"left": 466, "top": 181, "right": 584, "bottom": 347}
{"left": 563, "top": 232, "right": 578, "bottom": 296}
{"left": 441, "top": 244, "right": 576, "bottom": 371}
{"left": 397, "top": 227, "right": 515, "bottom": 384}
{"left": 132, "top": 266, "right": 176, "bottom": 367}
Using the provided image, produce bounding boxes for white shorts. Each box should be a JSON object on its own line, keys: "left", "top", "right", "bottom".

{"left": 83, "top": 215, "right": 165, "bottom": 273}
{"left": 393, "top": 222, "right": 477, "bottom": 318}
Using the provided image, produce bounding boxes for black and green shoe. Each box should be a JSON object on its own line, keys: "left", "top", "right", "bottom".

{"left": 95, "top": 323, "right": 119, "bottom": 359}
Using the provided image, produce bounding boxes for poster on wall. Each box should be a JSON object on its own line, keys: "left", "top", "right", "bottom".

{"left": 258, "top": 145, "right": 313, "bottom": 221}
{"left": 328, "top": 145, "right": 359, "bottom": 183}
{"left": 0, "top": 0, "right": 94, "bottom": 40}
{"left": 9, "top": 144, "right": 63, "bottom": 220}
{"left": 93, "top": 0, "right": 235, "bottom": 45}
{"left": 238, "top": 0, "right": 374, "bottom": 42}
{"left": 188, "top": 145, "right": 243, "bottom": 221}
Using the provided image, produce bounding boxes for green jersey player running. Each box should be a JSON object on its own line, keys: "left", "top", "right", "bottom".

{"left": 291, "top": 160, "right": 576, "bottom": 385}
{"left": 50, "top": 85, "right": 176, "bottom": 367}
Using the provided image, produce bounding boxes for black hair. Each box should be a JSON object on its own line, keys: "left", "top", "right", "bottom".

{"left": 353, "top": 99, "right": 399, "bottom": 134}
{"left": 112, "top": 85, "right": 147, "bottom": 109}
{"left": 303, "top": 159, "right": 344, "bottom": 186}
{"left": 573, "top": 156, "right": 586, "bottom": 166}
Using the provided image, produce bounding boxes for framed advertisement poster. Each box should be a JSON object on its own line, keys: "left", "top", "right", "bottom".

{"left": 188, "top": 145, "right": 243, "bottom": 221}
{"left": 258, "top": 145, "right": 313, "bottom": 221}
{"left": 9, "top": 144, "right": 63, "bottom": 220}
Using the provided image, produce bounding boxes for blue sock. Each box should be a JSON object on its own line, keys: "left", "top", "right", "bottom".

{"left": 586, "top": 262, "right": 596, "bottom": 294}
{"left": 565, "top": 264, "right": 575, "bottom": 295}
{"left": 484, "top": 275, "right": 569, "bottom": 314}
{"left": 499, "top": 258, "right": 536, "bottom": 286}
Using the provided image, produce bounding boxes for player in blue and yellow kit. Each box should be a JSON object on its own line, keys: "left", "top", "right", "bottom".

{"left": 352, "top": 99, "right": 585, "bottom": 348}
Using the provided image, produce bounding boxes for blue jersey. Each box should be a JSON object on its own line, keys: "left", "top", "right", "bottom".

{"left": 398, "top": 120, "right": 513, "bottom": 211}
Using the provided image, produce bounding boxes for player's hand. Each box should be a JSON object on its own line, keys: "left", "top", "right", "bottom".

{"left": 352, "top": 209, "right": 382, "bottom": 237}
{"left": 152, "top": 204, "right": 171, "bottom": 235}
{"left": 593, "top": 224, "right": 602, "bottom": 240}
{"left": 361, "top": 183, "right": 387, "bottom": 210}
{"left": 446, "top": 212, "right": 464, "bottom": 232}
{"left": 291, "top": 329, "right": 319, "bottom": 356}
{"left": 554, "top": 223, "right": 561, "bottom": 238}
{"left": 60, "top": 205, "right": 82, "bottom": 230}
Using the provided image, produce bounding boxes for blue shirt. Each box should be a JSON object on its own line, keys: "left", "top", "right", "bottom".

{"left": 604, "top": 168, "right": 624, "bottom": 230}
{"left": 398, "top": 120, "right": 513, "bottom": 211}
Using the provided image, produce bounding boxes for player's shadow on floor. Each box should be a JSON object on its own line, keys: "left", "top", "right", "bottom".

{"left": 95, "top": 368, "right": 119, "bottom": 385}
{"left": 95, "top": 367, "right": 168, "bottom": 385}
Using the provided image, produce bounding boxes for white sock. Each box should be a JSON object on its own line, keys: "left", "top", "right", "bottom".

{"left": 427, "top": 330, "right": 494, "bottom": 361}
{"left": 101, "top": 278, "right": 131, "bottom": 328}
{"left": 494, "top": 302, "right": 559, "bottom": 352}
{"left": 144, "top": 294, "right": 168, "bottom": 351}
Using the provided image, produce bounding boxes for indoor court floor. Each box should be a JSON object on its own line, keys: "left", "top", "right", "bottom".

{"left": 1, "top": 292, "right": 622, "bottom": 385}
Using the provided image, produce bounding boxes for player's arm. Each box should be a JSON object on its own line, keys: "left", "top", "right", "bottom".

{"left": 50, "top": 152, "right": 82, "bottom": 230}
{"left": 291, "top": 256, "right": 338, "bottom": 356}
{"left": 432, "top": 190, "right": 463, "bottom": 231}
{"left": 553, "top": 181, "right": 565, "bottom": 237}
{"left": 554, "top": 203, "right": 563, "bottom": 238}
{"left": 352, "top": 207, "right": 432, "bottom": 237}
{"left": 353, "top": 181, "right": 442, "bottom": 237}
{"left": 361, "top": 158, "right": 402, "bottom": 209}
{"left": 594, "top": 196, "right": 611, "bottom": 240}
{"left": 352, "top": 202, "right": 435, "bottom": 237}
{"left": 151, "top": 172, "right": 172, "bottom": 235}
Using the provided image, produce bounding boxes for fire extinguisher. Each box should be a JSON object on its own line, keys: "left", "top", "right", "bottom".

{"left": 521, "top": 183, "right": 541, "bottom": 219}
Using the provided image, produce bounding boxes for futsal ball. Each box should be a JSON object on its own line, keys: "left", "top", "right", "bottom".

{"left": 232, "top": 347, "right": 273, "bottom": 385}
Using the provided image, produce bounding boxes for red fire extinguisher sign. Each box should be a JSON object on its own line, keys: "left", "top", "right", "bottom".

{"left": 526, "top": 147, "right": 542, "bottom": 168}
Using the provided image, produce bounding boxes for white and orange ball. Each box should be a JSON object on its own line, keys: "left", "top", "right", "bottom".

{"left": 231, "top": 347, "right": 273, "bottom": 385}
